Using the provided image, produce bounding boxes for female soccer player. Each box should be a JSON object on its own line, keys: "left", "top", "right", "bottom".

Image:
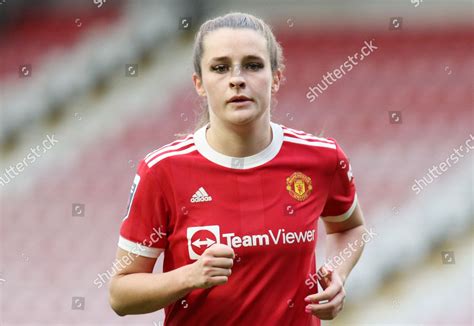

{"left": 109, "top": 12, "right": 366, "bottom": 325}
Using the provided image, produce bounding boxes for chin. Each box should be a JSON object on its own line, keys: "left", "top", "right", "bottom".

{"left": 226, "top": 110, "right": 260, "bottom": 126}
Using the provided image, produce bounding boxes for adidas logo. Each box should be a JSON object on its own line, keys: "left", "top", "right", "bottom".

{"left": 190, "top": 187, "right": 212, "bottom": 203}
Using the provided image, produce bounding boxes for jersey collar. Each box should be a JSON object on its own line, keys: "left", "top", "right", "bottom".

{"left": 193, "top": 122, "right": 283, "bottom": 169}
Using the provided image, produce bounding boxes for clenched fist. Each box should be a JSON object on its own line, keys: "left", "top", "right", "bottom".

{"left": 184, "top": 244, "right": 235, "bottom": 289}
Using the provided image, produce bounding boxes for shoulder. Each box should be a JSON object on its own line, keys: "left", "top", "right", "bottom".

{"left": 278, "top": 124, "right": 351, "bottom": 170}
{"left": 279, "top": 124, "right": 337, "bottom": 150}
{"left": 139, "top": 133, "right": 197, "bottom": 172}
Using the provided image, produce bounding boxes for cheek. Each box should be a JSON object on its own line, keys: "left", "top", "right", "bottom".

{"left": 254, "top": 76, "right": 273, "bottom": 99}
{"left": 203, "top": 74, "right": 226, "bottom": 93}
{"left": 201, "top": 77, "right": 219, "bottom": 102}
{"left": 257, "top": 69, "right": 274, "bottom": 91}
{"left": 204, "top": 83, "right": 227, "bottom": 111}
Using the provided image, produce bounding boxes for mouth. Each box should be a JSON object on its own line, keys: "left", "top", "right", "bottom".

{"left": 227, "top": 96, "right": 253, "bottom": 107}
{"left": 227, "top": 96, "right": 253, "bottom": 106}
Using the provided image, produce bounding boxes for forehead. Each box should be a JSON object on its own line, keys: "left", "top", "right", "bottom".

{"left": 202, "top": 28, "right": 269, "bottom": 62}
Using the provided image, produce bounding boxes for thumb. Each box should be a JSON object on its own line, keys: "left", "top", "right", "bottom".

{"left": 318, "top": 265, "right": 333, "bottom": 290}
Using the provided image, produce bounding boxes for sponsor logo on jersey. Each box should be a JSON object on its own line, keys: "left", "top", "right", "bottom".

{"left": 186, "top": 225, "right": 316, "bottom": 260}
{"left": 187, "top": 225, "right": 220, "bottom": 259}
{"left": 286, "top": 172, "right": 313, "bottom": 201}
{"left": 190, "top": 187, "right": 212, "bottom": 203}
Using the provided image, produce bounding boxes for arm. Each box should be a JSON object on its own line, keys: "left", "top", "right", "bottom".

{"left": 109, "top": 244, "right": 235, "bottom": 316}
{"left": 323, "top": 201, "right": 366, "bottom": 284}
{"left": 109, "top": 248, "right": 193, "bottom": 316}
{"left": 305, "top": 202, "right": 366, "bottom": 320}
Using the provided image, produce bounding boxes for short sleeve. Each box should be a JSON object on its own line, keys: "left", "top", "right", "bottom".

{"left": 320, "top": 140, "right": 358, "bottom": 222}
{"left": 118, "top": 159, "right": 169, "bottom": 257}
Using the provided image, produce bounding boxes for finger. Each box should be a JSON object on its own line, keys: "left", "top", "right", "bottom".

{"left": 305, "top": 280, "right": 341, "bottom": 303}
{"left": 318, "top": 265, "right": 332, "bottom": 277}
{"left": 305, "top": 290, "right": 345, "bottom": 315}
{"left": 202, "top": 275, "right": 229, "bottom": 288}
{"left": 319, "top": 272, "right": 332, "bottom": 290}
{"left": 306, "top": 303, "right": 343, "bottom": 321}
{"left": 207, "top": 244, "right": 235, "bottom": 258}
{"left": 318, "top": 266, "right": 333, "bottom": 289}
{"left": 210, "top": 276, "right": 229, "bottom": 286}
{"left": 208, "top": 267, "right": 232, "bottom": 277}
{"left": 208, "top": 257, "right": 234, "bottom": 269}
{"left": 201, "top": 256, "right": 233, "bottom": 268}
{"left": 306, "top": 290, "right": 344, "bottom": 312}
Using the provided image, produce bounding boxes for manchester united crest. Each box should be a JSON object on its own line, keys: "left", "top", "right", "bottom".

{"left": 286, "top": 172, "right": 313, "bottom": 201}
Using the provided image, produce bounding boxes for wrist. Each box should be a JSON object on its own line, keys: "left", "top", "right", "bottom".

{"left": 336, "top": 269, "right": 347, "bottom": 285}
{"left": 179, "top": 264, "right": 196, "bottom": 291}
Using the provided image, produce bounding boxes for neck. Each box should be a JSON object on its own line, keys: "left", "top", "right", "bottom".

{"left": 206, "top": 118, "right": 272, "bottom": 158}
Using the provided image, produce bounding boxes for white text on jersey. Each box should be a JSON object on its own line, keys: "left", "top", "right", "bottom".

{"left": 222, "top": 228, "right": 316, "bottom": 248}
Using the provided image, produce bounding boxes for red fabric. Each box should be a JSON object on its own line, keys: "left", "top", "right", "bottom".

{"left": 119, "top": 125, "right": 356, "bottom": 325}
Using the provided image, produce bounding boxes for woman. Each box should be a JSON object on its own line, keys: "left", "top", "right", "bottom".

{"left": 109, "top": 12, "right": 366, "bottom": 325}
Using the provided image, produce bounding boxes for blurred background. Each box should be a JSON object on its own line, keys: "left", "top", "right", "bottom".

{"left": 0, "top": 0, "right": 472, "bottom": 325}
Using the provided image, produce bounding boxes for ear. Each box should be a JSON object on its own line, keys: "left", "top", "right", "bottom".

{"left": 192, "top": 72, "right": 206, "bottom": 97}
{"left": 271, "top": 69, "right": 282, "bottom": 94}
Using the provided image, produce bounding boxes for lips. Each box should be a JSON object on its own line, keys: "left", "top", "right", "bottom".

{"left": 227, "top": 95, "right": 253, "bottom": 103}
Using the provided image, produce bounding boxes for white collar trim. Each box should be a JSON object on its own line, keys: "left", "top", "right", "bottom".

{"left": 194, "top": 122, "right": 283, "bottom": 169}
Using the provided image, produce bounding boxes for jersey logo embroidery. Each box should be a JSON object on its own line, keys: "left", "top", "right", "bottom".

{"left": 286, "top": 172, "right": 313, "bottom": 202}
{"left": 187, "top": 225, "right": 220, "bottom": 259}
{"left": 190, "top": 187, "right": 212, "bottom": 203}
{"left": 123, "top": 174, "right": 140, "bottom": 220}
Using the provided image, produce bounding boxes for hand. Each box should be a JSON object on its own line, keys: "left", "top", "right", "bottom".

{"left": 304, "top": 266, "right": 346, "bottom": 320}
{"left": 185, "top": 244, "right": 235, "bottom": 289}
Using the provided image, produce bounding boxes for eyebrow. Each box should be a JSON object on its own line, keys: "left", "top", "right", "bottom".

{"left": 208, "top": 55, "right": 265, "bottom": 63}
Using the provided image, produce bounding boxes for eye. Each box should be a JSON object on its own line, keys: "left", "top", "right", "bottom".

{"left": 211, "top": 64, "right": 229, "bottom": 73}
{"left": 245, "top": 62, "right": 264, "bottom": 71}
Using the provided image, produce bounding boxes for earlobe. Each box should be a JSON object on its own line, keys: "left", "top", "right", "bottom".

{"left": 192, "top": 73, "right": 207, "bottom": 97}
{"left": 196, "top": 85, "right": 206, "bottom": 97}
{"left": 271, "top": 70, "right": 282, "bottom": 94}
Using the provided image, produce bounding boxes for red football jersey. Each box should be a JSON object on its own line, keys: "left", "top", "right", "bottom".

{"left": 118, "top": 122, "right": 357, "bottom": 325}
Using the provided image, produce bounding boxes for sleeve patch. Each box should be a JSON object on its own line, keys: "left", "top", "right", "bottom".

{"left": 123, "top": 174, "right": 140, "bottom": 221}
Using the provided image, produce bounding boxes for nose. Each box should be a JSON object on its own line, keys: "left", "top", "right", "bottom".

{"left": 229, "top": 64, "right": 245, "bottom": 89}
{"left": 229, "top": 76, "right": 246, "bottom": 89}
